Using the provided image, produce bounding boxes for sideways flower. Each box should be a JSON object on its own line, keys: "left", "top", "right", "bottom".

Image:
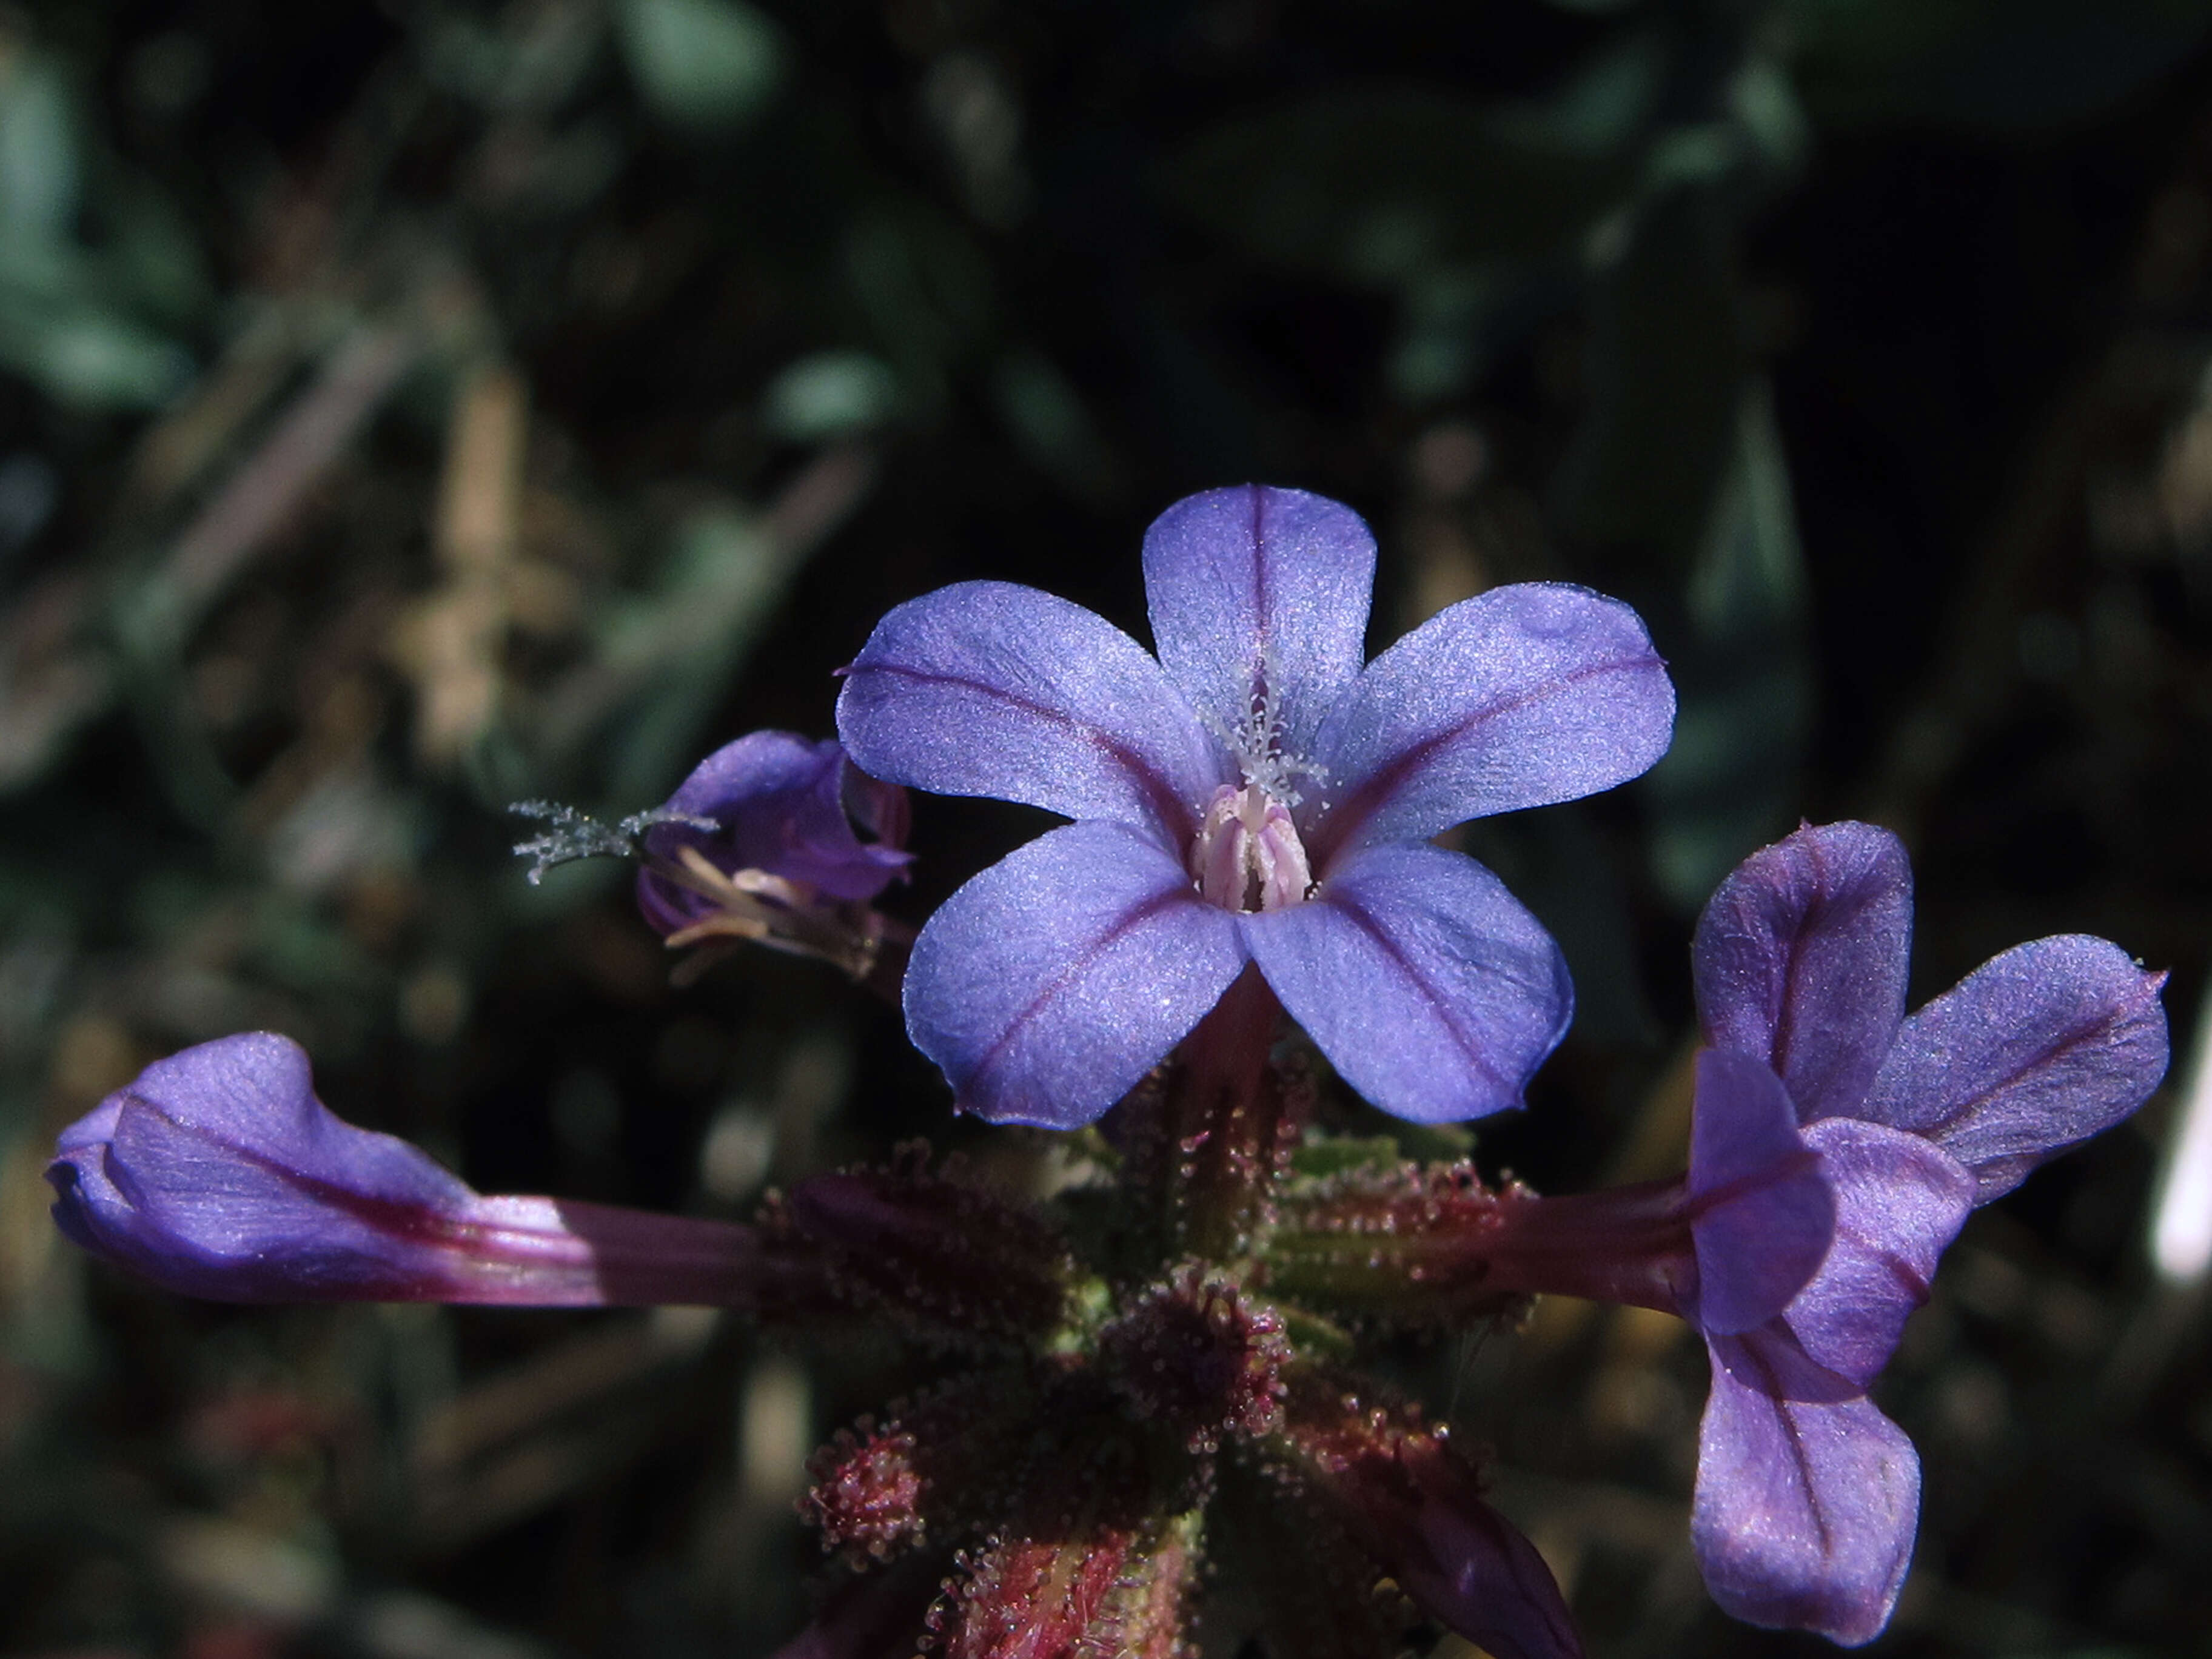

{"left": 837, "top": 484, "right": 1675, "bottom": 1128}
{"left": 1264, "top": 1047, "right": 1833, "bottom": 1336}
{"left": 48, "top": 1033, "right": 823, "bottom": 1309}
{"left": 1684, "top": 821, "right": 2169, "bottom": 1644}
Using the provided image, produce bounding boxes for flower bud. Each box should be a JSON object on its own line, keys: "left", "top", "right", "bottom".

{"left": 1278, "top": 1373, "right": 1581, "bottom": 1659}
{"left": 1098, "top": 1269, "right": 1289, "bottom": 1451}
{"left": 803, "top": 1372, "right": 1044, "bottom": 1561}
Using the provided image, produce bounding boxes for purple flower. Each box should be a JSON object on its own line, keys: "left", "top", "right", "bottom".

{"left": 1681, "top": 822, "right": 2169, "bottom": 1643}
{"left": 836, "top": 484, "right": 1675, "bottom": 1128}
{"left": 48, "top": 1033, "right": 818, "bottom": 1309}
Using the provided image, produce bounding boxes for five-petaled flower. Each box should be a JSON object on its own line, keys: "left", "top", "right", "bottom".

{"left": 1680, "top": 822, "right": 2168, "bottom": 1643}
{"left": 836, "top": 484, "right": 1677, "bottom": 1128}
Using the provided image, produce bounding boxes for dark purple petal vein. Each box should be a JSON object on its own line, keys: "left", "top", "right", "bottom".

{"left": 1784, "top": 1119, "right": 1972, "bottom": 1386}
{"left": 836, "top": 580, "right": 1227, "bottom": 845}
{"left": 1865, "top": 934, "right": 2170, "bottom": 1201}
{"left": 1686, "top": 1050, "right": 1834, "bottom": 1336}
{"left": 1142, "top": 484, "right": 1376, "bottom": 765}
{"left": 902, "top": 820, "right": 1247, "bottom": 1128}
{"left": 1241, "top": 842, "right": 1571, "bottom": 1125}
{"left": 1692, "top": 821, "right": 1912, "bottom": 1125}
{"left": 47, "top": 1034, "right": 777, "bottom": 1305}
{"left": 1695, "top": 1329, "right": 1918, "bottom": 1646}
{"left": 1307, "top": 583, "right": 1674, "bottom": 861}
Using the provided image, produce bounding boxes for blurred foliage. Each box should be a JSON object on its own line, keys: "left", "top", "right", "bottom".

{"left": 0, "top": 1, "right": 2210, "bottom": 1657}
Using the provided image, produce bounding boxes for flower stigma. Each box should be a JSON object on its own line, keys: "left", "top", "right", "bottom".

{"left": 1210, "top": 651, "right": 1327, "bottom": 806}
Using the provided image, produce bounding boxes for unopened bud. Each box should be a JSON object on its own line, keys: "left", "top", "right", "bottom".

{"left": 803, "top": 1372, "right": 1044, "bottom": 1561}
{"left": 1099, "top": 1269, "right": 1289, "bottom": 1451}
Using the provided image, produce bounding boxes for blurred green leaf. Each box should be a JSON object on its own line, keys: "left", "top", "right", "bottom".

{"left": 1492, "top": 33, "right": 1667, "bottom": 157}
{"left": 0, "top": 292, "right": 191, "bottom": 409}
{"left": 616, "top": 0, "right": 783, "bottom": 130}
{"left": 1728, "top": 55, "right": 1812, "bottom": 173}
{"left": 1644, "top": 381, "right": 1812, "bottom": 910}
{"left": 0, "top": 52, "right": 79, "bottom": 246}
{"left": 104, "top": 181, "right": 212, "bottom": 323}
{"left": 762, "top": 350, "right": 900, "bottom": 441}
{"left": 591, "top": 505, "right": 813, "bottom": 803}
{"left": 1168, "top": 89, "right": 1637, "bottom": 290}
{"left": 0, "top": 47, "right": 196, "bottom": 409}
{"left": 1468, "top": 803, "right": 1655, "bottom": 1046}
{"left": 1552, "top": 186, "right": 1743, "bottom": 566}
{"left": 843, "top": 200, "right": 996, "bottom": 392}
{"left": 992, "top": 350, "right": 1122, "bottom": 503}
{"left": 1786, "top": 0, "right": 2212, "bottom": 133}
{"left": 424, "top": 4, "right": 603, "bottom": 112}
{"left": 1388, "top": 269, "right": 1509, "bottom": 404}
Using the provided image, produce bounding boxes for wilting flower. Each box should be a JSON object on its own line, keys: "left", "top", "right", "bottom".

{"left": 47, "top": 1032, "right": 825, "bottom": 1309}
{"left": 629, "top": 731, "right": 911, "bottom": 979}
{"left": 837, "top": 483, "right": 1675, "bottom": 1127}
{"left": 1684, "top": 821, "right": 2170, "bottom": 1643}
{"left": 635, "top": 731, "right": 911, "bottom": 932}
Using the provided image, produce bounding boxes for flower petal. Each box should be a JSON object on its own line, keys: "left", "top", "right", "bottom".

{"left": 1141, "top": 484, "right": 1376, "bottom": 768}
{"left": 903, "top": 821, "right": 1248, "bottom": 1128}
{"left": 1692, "top": 821, "right": 1912, "bottom": 1125}
{"left": 837, "top": 580, "right": 1225, "bottom": 843}
{"left": 1687, "top": 1050, "right": 1834, "bottom": 1336}
{"left": 1788, "top": 1119, "right": 1973, "bottom": 1386}
{"left": 1695, "top": 1329, "right": 1919, "bottom": 1646}
{"left": 1307, "top": 583, "right": 1673, "bottom": 862}
{"left": 1864, "top": 935, "right": 2170, "bottom": 1202}
{"left": 1243, "top": 843, "right": 1571, "bottom": 1125}
{"left": 47, "top": 1034, "right": 793, "bottom": 1306}
{"left": 638, "top": 732, "right": 910, "bottom": 933}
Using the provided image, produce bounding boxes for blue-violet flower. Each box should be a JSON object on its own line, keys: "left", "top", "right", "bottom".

{"left": 836, "top": 484, "right": 1676, "bottom": 1128}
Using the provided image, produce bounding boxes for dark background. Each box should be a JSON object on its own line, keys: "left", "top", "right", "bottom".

{"left": 3, "top": 1, "right": 2211, "bottom": 1656}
